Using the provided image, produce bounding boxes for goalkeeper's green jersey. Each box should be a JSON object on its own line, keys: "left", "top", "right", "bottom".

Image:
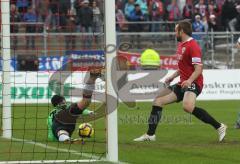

{"left": 47, "top": 103, "right": 78, "bottom": 141}
{"left": 47, "top": 102, "right": 93, "bottom": 141}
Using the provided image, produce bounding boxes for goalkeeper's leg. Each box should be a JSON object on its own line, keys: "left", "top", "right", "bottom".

{"left": 77, "top": 67, "right": 103, "bottom": 114}
{"left": 58, "top": 130, "right": 70, "bottom": 142}
{"left": 55, "top": 129, "right": 83, "bottom": 143}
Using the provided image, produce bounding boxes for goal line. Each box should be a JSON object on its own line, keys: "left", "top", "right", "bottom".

{"left": 0, "top": 136, "right": 105, "bottom": 163}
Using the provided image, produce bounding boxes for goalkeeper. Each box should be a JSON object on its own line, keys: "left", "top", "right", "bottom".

{"left": 47, "top": 68, "right": 101, "bottom": 142}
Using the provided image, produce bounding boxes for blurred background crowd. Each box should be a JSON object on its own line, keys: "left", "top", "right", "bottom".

{"left": 7, "top": 0, "right": 240, "bottom": 34}
{"left": 1, "top": 0, "right": 240, "bottom": 70}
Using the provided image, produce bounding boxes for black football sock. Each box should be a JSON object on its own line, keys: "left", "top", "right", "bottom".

{"left": 192, "top": 107, "right": 221, "bottom": 129}
{"left": 147, "top": 106, "right": 162, "bottom": 136}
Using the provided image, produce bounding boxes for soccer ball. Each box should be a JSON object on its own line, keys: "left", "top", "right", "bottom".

{"left": 78, "top": 123, "right": 94, "bottom": 138}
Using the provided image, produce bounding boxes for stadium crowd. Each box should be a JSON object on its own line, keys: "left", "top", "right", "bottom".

{"left": 4, "top": 0, "right": 240, "bottom": 50}
{"left": 9, "top": 0, "right": 240, "bottom": 33}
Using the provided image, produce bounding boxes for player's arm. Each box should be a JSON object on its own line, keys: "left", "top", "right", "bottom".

{"left": 164, "top": 70, "right": 180, "bottom": 85}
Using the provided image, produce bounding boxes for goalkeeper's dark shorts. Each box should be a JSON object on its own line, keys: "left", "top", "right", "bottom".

{"left": 169, "top": 82, "right": 201, "bottom": 102}
{"left": 52, "top": 119, "right": 76, "bottom": 140}
{"left": 51, "top": 103, "right": 82, "bottom": 139}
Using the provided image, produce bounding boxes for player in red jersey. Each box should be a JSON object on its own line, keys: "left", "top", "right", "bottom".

{"left": 134, "top": 20, "right": 227, "bottom": 142}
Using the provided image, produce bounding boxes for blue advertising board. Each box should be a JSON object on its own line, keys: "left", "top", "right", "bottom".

{"left": 38, "top": 56, "right": 68, "bottom": 71}
{"left": 66, "top": 50, "right": 105, "bottom": 70}
{"left": 0, "top": 50, "right": 104, "bottom": 71}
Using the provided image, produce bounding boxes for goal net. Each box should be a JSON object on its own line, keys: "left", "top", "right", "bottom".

{"left": 0, "top": 0, "right": 118, "bottom": 163}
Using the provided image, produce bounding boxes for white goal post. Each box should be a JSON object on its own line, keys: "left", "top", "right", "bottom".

{"left": 1, "top": 0, "right": 119, "bottom": 163}
{"left": 105, "top": 0, "right": 119, "bottom": 162}
{"left": 1, "top": 0, "right": 12, "bottom": 139}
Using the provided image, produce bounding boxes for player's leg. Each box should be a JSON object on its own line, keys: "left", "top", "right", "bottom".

{"left": 77, "top": 67, "right": 102, "bottom": 113}
{"left": 183, "top": 90, "right": 227, "bottom": 142}
{"left": 57, "top": 130, "right": 70, "bottom": 142}
{"left": 55, "top": 129, "right": 82, "bottom": 143}
{"left": 147, "top": 91, "right": 178, "bottom": 135}
{"left": 47, "top": 114, "right": 58, "bottom": 141}
{"left": 52, "top": 118, "right": 77, "bottom": 142}
{"left": 51, "top": 120, "right": 71, "bottom": 142}
{"left": 134, "top": 87, "right": 178, "bottom": 141}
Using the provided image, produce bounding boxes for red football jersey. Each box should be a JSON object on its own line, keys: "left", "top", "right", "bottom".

{"left": 176, "top": 38, "right": 204, "bottom": 91}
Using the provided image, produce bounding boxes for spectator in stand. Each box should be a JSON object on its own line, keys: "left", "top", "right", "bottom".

{"left": 116, "top": 4, "right": 126, "bottom": 32}
{"left": 116, "top": 0, "right": 125, "bottom": 11}
{"left": 116, "top": 4, "right": 126, "bottom": 46}
{"left": 136, "top": 0, "right": 149, "bottom": 31}
{"left": 74, "top": 0, "right": 83, "bottom": 32}
{"left": 135, "top": 0, "right": 149, "bottom": 20}
{"left": 74, "top": 0, "right": 83, "bottom": 16}
{"left": 49, "top": 0, "right": 60, "bottom": 31}
{"left": 208, "top": 14, "right": 218, "bottom": 31}
{"left": 35, "top": 0, "right": 49, "bottom": 30}
{"left": 124, "top": 0, "right": 135, "bottom": 21}
{"left": 236, "top": 4, "right": 240, "bottom": 31}
{"left": 76, "top": 0, "right": 94, "bottom": 49}
{"left": 149, "top": 0, "right": 165, "bottom": 32}
{"left": 97, "top": 0, "right": 104, "bottom": 15}
{"left": 92, "top": 0, "right": 102, "bottom": 44}
{"left": 207, "top": 0, "right": 219, "bottom": 17}
{"left": 18, "top": 59, "right": 27, "bottom": 71}
{"left": 192, "top": 14, "right": 205, "bottom": 37}
{"left": 228, "top": 3, "right": 240, "bottom": 32}
{"left": 195, "top": 0, "right": 207, "bottom": 18}
{"left": 16, "top": 0, "right": 30, "bottom": 19}
{"left": 18, "top": 56, "right": 39, "bottom": 71}
{"left": 221, "top": 0, "right": 238, "bottom": 31}
{"left": 23, "top": 6, "right": 37, "bottom": 49}
{"left": 128, "top": 3, "right": 145, "bottom": 48}
{"left": 192, "top": 14, "right": 206, "bottom": 53}
{"left": 214, "top": 0, "right": 224, "bottom": 29}
{"left": 164, "top": 0, "right": 172, "bottom": 6}
{"left": 207, "top": 0, "right": 221, "bottom": 30}
{"left": 58, "top": 0, "right": 71, "bottom": 31}
{"left": 166, "top": 0, "right": 181, "bottom": 21}
{"left": 216, "top": 0, "right": 225, "bottom": 8}
{"left": 207, "top": 0, "right": 220, "bottom": 16}
{"left": 202, "top": 15, "right": 209, "bottom": 32}
{"left": 10, "top": 4, "right": 21, "bottom": 50}
{"left": 182, "top": 0, "right": 194, "bottom": 20}
{"left": 64, "top": 10, "right": 77, "bottom": 50}
{"left": 128, "top": 3, "right": 145, "bottom": 32}
{"left": 166, "top": 0, "right": 181, "bottom": 31}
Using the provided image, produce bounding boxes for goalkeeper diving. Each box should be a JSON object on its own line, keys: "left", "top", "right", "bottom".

{"left": 47, "top": 68, "right": 102, "bottom": 142}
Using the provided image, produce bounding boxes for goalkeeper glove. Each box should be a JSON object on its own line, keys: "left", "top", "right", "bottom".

{"left": 82, "top": 109, "right": 94, "bottom": 116}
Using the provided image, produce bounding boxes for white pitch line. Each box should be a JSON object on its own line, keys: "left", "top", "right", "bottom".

{"left": 2, "top": 137, "right": 106, "bottom": 161}
{"left": 12, "top": 137, "right": 105, "bottom": 160}
{"left": 1, "top": 137, "right": 129, "bottom": 164}
{"left": 0, "top": 159, "right": 99, "bottom": 164}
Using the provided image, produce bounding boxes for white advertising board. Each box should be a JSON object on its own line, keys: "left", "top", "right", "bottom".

{"left": 0, "top": 70, "right": 239, "bottom": 104}
{"left": 199, "top": 69, "right": 240, "bottom": 100}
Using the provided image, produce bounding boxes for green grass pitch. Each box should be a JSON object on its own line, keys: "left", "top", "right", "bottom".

{"left": 1, "top": 100, "right": 240, "bottom": 163}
